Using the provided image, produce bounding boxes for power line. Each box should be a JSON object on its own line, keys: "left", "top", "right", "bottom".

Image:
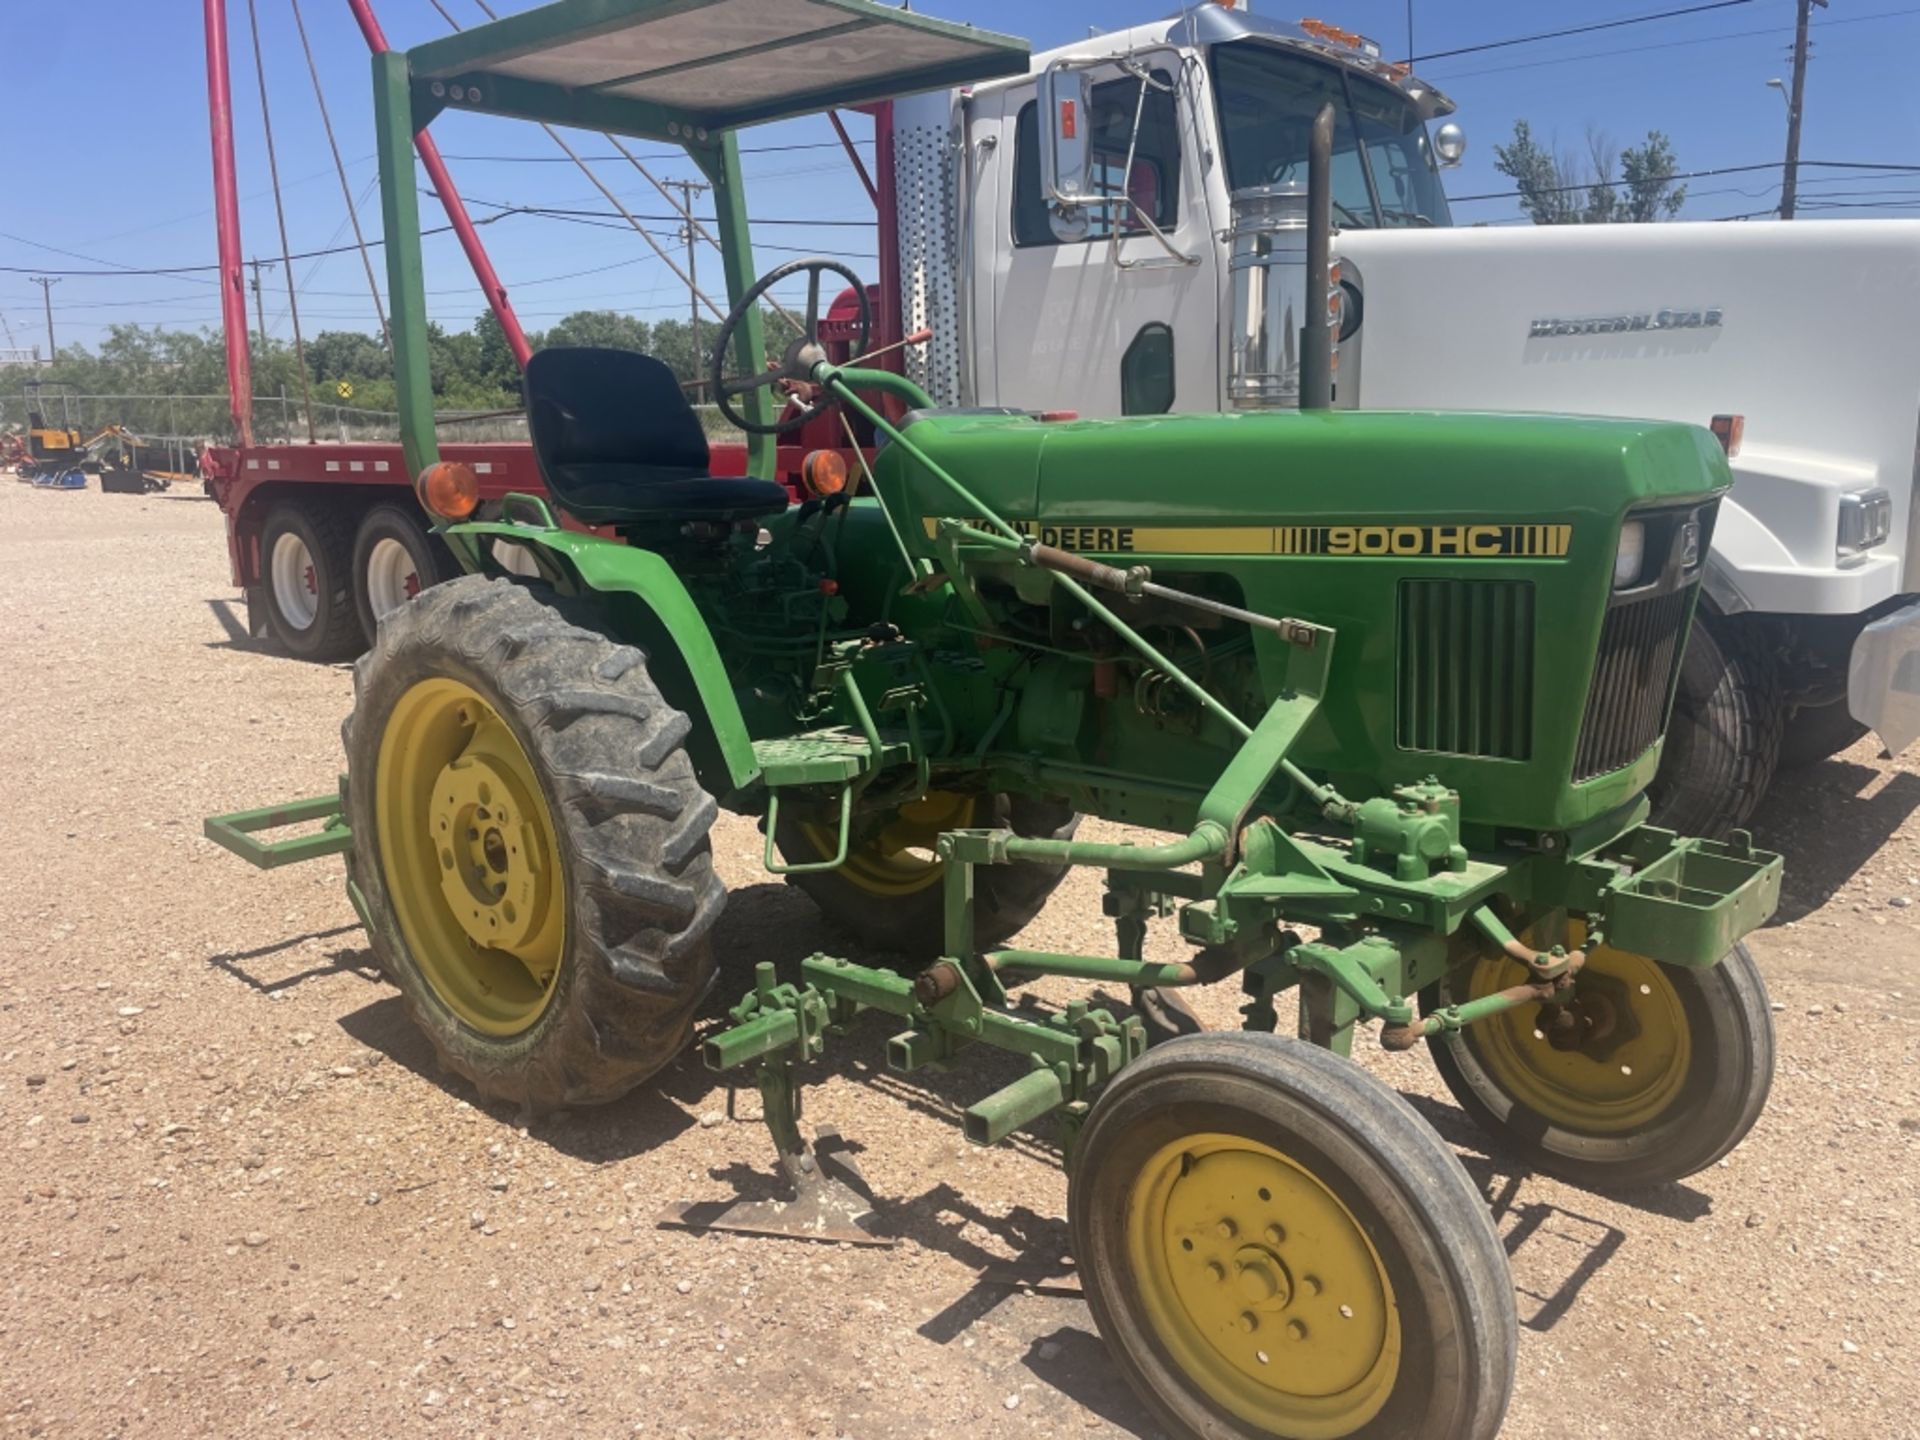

{"left": 1425, "top": 4, "right": 1920, "bottom": 81}
{"left": 1409, "top": 0, "right": 1755, "bottom": 63}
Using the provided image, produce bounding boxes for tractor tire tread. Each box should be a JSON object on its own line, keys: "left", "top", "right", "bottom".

{"left": 345, "top": 574, "right": 722, "bottom": 1111}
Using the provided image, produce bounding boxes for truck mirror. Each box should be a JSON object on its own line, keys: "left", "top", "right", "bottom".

{"left": 1037, "top": 62, "right": 1094, "bottom": 239}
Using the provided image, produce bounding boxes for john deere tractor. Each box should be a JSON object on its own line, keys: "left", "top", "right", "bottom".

{"left": 206, "top": 6, "right": 1781, "bottom": 1438}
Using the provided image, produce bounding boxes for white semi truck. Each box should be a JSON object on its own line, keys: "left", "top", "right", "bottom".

{"left": 887, "top": 2, "right": 1920, "bottom": 835}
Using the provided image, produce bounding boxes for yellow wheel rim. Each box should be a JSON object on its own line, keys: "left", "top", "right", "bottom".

{"left": 374, "top": 678, "right": 566, "bottom": 1037}
{"left": 1463, "top": 941, "right": 1691, "bottom": 1135}
{"left": 1127, "top": 1134, "right": 1401, "bottom": 1439}
{"left": 800, "top": 790, "right": 977, "bottom": 898}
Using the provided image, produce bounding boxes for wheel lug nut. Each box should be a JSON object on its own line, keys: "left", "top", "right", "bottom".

{"left": 1265, "top": 1224, "right": 1286, "bottom": 1246}
{"left": 1205, "top": 1261, "right": 1226, "bottom": 1282}
{"left": 1302, "top": 1274, "right": 1323, "bottom": 1297}
{"left": 1216, "top": 1219, "right": 1237, "bottom": 1240}
{"left": 1238, "top": 1312, "right": 1258, "bottom": 1334}
{"left": 1287, "top": 1319, "right": 1308, "bottom": 1341}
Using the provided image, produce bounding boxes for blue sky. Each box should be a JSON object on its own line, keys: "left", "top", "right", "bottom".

{"left": 2, "top": 0, "right": 1915, "bottom": 351}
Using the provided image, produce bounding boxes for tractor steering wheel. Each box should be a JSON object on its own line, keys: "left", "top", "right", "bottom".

{"left": 709, "top": 258, "right": 871, "bottom": 437}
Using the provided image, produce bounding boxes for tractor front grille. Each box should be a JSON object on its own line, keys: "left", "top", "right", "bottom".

{"left": 1571, "top": 584, "right": 1695, "bottom": 781}
{"left": 1396, "top": 578, "right": 1535, "bottom": 761}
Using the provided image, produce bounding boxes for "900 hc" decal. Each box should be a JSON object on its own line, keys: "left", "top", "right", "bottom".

{"left": 989, "top": 520, "right": 1574, "bottom": 559}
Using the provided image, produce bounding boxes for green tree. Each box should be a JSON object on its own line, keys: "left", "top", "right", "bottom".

{"left": 305, "top": 330, "right": 390, "bottom": 385}
{"left": 1494, "top": 121, "right": 1685, "bottom": 225}
{"left": 542, "top": 309, "right": 651, "bottom": 352}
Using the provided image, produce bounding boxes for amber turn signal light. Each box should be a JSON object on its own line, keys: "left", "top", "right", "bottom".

{"left": 416, "top": 460, "right": 480, "bottom": 520}
{"left": 801, "top": 449, "right": 850, "bottom": 498}
{"left": 1709, "top": 414, "right": 1744, "bottom": 459}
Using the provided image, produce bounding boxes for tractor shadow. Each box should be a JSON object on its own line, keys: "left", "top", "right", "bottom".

{"left": 1402, "top": 1093, "right": 1710, "bottom": 1333}
{"left": 203, "top": 597, "right": 264, "bottom": 651}
{"left": 208, "top": 924, "right": 381, "bottom": 994}
{"left": 1749, "top": 756, "right": 1920, "bottom": 924}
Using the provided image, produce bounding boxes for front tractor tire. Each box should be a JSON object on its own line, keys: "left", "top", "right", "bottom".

{"left": 774, "top": 791, "right": 1078, "bottom": 959}
{"left": 1072, "top": 1033, "right": 1516, "bottom": 1440}
{"left": 1425, "top": 942, "right": 1774, "bottom": 1190}
{"left": 344, "top": 576, "right": 724, "bottom": 1111}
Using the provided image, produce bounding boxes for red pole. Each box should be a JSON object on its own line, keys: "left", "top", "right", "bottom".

{"left": 345, "top": 0, "right": 533, "bottom": 369}
{"left": 204, "top": 0, "right": 254, "bottom": 445}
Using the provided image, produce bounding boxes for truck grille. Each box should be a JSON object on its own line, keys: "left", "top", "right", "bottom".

{"left": 1396, "top": 579, "right": 1535, "bottom": 760}
{"left": 1571, "top": 586, "right": 1694, "bottom": 781}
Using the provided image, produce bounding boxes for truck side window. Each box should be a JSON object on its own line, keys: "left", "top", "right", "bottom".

{"left": 1013, "top": 70, "right": 1181, "bottom": 248}
{"left": 1121, "top": 324, "right": 1176, "bottom": 414}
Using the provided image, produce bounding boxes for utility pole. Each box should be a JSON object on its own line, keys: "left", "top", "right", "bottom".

{"left": 29, "top": 277, "right": 59, "bottom": 360}
{"left": 248, "top": 258, "right": 275, "bottom": 352}
{"left": 663, "top": 178, "right": 711, "bottom": 396}
{"left": 1779, "top": 0, "right": 1827, "bottom": 220}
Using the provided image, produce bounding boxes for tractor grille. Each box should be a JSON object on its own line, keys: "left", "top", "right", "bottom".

{"left": 1571, "top": 585, "right": 1694, "bottom": 781}
{"left": 1396, "top": 579, "right": 1535, "bottom": 761}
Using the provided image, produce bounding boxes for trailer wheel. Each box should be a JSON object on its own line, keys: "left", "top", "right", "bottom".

{"left": 344, "top": 575, "right": 724, "bottom": 1111}
{"left": 1648, "top": 613, "right": 1781, "bottom": 837}
{"left": 352, "top": 503, "right": 452, "bottom": 637}
{"left": 261, "top": 503, "right": 362, "bottom": 660}
{"left": 1777, "top": 696, "right": 1868, "bottom": 769}
{"left": 774, "top": 791, "right": 1077, "bottom": 958}
{"left": 1424, "top": 941, "right": 1773, "bottom": 1190}
{"left": 1071, "top": 1033, "right": 1514, "bottom": 1440}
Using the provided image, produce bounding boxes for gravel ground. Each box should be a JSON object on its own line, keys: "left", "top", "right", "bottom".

{"left": 2, "top": 480, "right": 1917, "bottom": 1440}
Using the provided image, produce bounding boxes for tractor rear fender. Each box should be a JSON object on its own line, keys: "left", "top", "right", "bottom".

{"left": 451, "top": 520, "right": 761, "bottom": 796}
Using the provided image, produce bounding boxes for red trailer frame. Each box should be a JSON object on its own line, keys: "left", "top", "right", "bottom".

{"left": 202, "top": 0, "right": 905, "bottom": 655}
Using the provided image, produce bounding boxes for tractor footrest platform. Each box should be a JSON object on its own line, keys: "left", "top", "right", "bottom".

{"left": 1597, "top": 828, "right": 1782, "bottom": 967}
{"left": 753, "top": 728, "right": 909, "bottom": 787}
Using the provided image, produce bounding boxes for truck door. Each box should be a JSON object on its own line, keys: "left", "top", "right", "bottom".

{"left": 975, "top": 57, "right": 1222, "bottom": 418}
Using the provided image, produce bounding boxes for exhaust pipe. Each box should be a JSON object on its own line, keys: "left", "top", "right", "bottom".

{"left": 1298, "top": 101, "right": 1335, "bottom": 411}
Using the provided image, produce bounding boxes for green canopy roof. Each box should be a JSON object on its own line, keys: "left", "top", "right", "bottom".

{"left": 410, "top": 0, "right": 1030, "bottom": 137}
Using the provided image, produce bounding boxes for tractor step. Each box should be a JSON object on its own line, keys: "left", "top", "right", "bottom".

{"left": 753, "top": 729, "right": 888, "bottom": 786}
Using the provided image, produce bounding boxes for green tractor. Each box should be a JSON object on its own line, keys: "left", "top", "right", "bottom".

{"left": 207, "top": 6, "right": 1782, "bottom": 1438}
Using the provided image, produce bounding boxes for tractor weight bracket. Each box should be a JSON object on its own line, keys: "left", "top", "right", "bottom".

{"left": 204, "top": 789, "right": 353, "bottom": 870}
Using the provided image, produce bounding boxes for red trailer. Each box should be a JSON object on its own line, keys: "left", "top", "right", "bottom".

{"left": 202, "top": 0, "right": 902, "bottom": 659}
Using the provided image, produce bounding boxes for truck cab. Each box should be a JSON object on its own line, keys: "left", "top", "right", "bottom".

{"left": 896, "top": 2, "right": 1920, "bottom": 831}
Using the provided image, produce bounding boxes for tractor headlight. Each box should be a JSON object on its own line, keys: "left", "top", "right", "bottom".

{"left": 1613, "top": 520, "right": 1646, "bottom": 589}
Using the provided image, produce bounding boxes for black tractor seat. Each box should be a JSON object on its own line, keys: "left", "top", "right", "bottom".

{"left": 524, "top": 347, "right": 790, "bottom": 525}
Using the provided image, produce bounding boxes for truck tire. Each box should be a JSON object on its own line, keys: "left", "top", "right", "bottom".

{"left": 1648, "top": 613, "right": 1780, "bottom": 837}
{"left": 352, "top": 503, "right": 454, "bottom": 638}
{"left": 344, "top": 575, "right": 725, "bottom": 1111}
{"left": 1777, "top": 696, "right": 1868, "bottom": 769}
{"left": 260, "top": 502, "right": 363, "bottom": 660}
{"left": 775, "top": 791, "right": 1077, "bottom": 959}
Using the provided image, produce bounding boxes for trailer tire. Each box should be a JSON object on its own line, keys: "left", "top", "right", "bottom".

{"left": 775, "top": 791, "right": 1077, "bottom": 959}
{"left": 352, "top": 503, "right": 453, "bottom": 638}
{"left": 344, "top": 575, "right": 725, "bottom": 1112}
{"left": 1777, "top": 696, "right": 1868, "bottom": 769}
{"left": 1648, "top": 613, "right": 1780, "bottom": 837}
{"left": 261, "top": 503, "right": 363, "bottom": 660}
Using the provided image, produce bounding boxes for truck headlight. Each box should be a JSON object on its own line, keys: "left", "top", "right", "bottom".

{"left": 1613, "top": 520, "right": 1646, "bottom": 589}
{"left": 1838, "top": 488, "right": 1892, "bottom": 559}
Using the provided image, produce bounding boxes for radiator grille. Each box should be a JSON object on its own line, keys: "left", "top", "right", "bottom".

{"left": 1396, "top": 579, "right": 1535, "bottom": 760}
{"left": 1571, "top": 586, "right": 1693, "bottom": 781}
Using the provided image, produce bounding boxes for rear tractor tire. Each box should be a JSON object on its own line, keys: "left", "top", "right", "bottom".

{"left": 1072, "top": 1033, "right": 1516, "bottom": 1440}
{"left": 260, "top": 502, "right": 363, "bottom": 660}
{"left": 1424, "top": 940, "right": 1774, "bottom": 1190}
{"left": 774, "top": 790, "right": 1078, "bottom": 959}
{"left": 344, "top": 575, "right": 725, "bottom": 1111}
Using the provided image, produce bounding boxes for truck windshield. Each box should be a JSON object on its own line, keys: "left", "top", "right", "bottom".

{"left": 1210, "top": 41, "right": 1451, "bottom": 229}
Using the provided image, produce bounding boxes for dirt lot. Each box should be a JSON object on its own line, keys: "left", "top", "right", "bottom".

{"left": 2, "top": 480, "right": 1917, "bottom": 1440}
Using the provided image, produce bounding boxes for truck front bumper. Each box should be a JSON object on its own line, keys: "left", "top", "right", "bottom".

{"left": 1848, "top": 598, "right": 1920, "bottom": 756}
